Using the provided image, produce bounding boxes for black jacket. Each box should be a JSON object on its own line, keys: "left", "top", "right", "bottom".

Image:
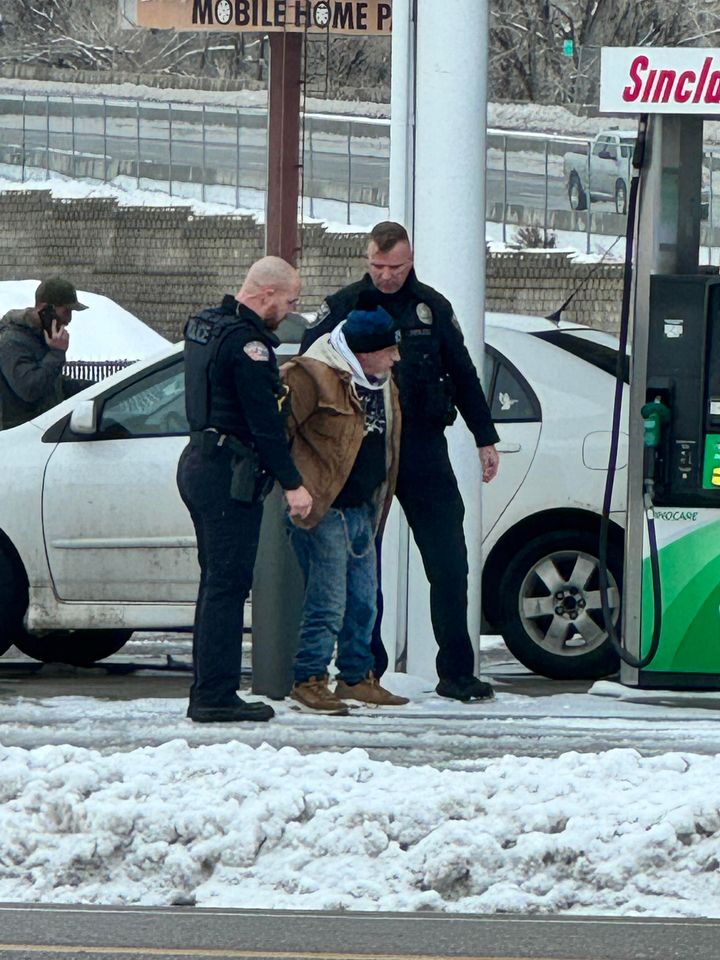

{"left": 185, "top": 297, "right": 302, "bottom": 490}
{"left": 302, "top": 272, "right": 499, "bottom": 448}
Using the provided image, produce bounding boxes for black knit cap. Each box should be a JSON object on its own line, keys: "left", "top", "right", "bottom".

{"left": 343, "top": 303, "right": 399, "bottom": 353}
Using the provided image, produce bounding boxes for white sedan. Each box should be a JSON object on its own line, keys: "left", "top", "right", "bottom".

{"left": 0, "top": 314, "right": 626, "bottom": 679}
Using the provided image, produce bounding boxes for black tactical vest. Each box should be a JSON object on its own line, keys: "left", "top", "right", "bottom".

{"left": 183, "top": 304, "right": 242, "bottom": 432}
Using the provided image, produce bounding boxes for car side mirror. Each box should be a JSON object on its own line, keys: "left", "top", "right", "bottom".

{"left": 69, "top": 399, "right": 98, "bottom": 435}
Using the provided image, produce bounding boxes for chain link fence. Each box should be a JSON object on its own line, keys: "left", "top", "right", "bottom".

{"left": 1, "top": 92, "right": 718, "bottom": 252}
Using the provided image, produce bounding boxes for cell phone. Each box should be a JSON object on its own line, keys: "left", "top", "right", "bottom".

{"left": 38, "top": 304, "right": 57, "bottom": 335}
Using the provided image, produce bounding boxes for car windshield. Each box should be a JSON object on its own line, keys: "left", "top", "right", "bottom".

{"left": 531, "top": 329, "right": 629, "bottom": 383}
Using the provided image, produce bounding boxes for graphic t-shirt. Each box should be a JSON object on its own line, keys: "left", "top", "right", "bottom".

{"left": 332, "top": 385, "right": 387, "bottom": 508}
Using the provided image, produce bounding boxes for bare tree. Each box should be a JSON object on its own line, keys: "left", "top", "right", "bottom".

{"left": 4, "top": 0, "right": 720, "bottom": 107}
{"left": 489, "top": 0, "right": 720, "bottom": 106}
{"left": 0, "top": 0, "right": 268, "bottom": 79}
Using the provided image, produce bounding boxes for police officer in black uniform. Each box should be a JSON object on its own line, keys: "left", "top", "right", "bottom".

{"left": 301, "top": 222, "right": 499, "bottom": 702}
{"left": 178, "top": 257, "right": 313, "bottom": 723}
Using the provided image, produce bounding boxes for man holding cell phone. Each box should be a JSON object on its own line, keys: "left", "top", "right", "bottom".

{"left": 0, "top": 276, "right": 88, "bottom": 430}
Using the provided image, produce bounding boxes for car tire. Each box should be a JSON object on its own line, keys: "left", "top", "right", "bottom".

{"left": 497, "top": 529, "right": 621, "bottom": 680}
{"left": 568, "top": 173, "right": 587, "bottom": 211}
{"left": 14, "top": 629, "right": 134, "bottom": 667}
{"left": 0, "top": 542, "right": 29, "bottom": 656}
{"left": 615, "top": 180, "right": 628, "bottom": 215}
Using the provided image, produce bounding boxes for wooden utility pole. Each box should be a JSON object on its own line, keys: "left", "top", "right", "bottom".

{"left": 122, "top": 1, "right": 394, "bottom": 267}
{"left": 266, "top": 32, "right": 303, "bottom": 266}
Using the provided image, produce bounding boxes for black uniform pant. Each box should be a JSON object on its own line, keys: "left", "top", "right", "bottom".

{"left": 372, "top": 429, "right": 475, "bottom": 682}
{"left": 177, "top": 443, "right": 263, "bottom": 707}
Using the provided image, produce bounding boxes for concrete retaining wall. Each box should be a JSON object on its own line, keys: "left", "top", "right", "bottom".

{"left": 0, "top": 191, "right": 624, "bottom": 343}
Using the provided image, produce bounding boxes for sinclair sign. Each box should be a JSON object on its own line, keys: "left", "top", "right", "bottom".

{"left": 122, "top": 0, "right": 392, "bottom": 33}
{"left": 601, "top": 47, "right": 720, "bottom": 113}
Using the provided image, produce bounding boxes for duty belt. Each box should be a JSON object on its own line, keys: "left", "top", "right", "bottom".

{"left": 189, "top": 428, "right": 251, "bottom": 457}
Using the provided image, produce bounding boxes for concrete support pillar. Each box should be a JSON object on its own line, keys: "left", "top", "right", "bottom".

{"left": 387, "top": 0, "right": 489, "bottom": 679}
{"left": 389, "top": 0, "right": 415, "bottom": 234}
{"left": 381, "top": 0, "right": 416, "bottom": 673}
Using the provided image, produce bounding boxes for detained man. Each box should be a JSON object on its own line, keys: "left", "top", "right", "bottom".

{"left": 282, "top": 300, "right": 409, "bottom": 715}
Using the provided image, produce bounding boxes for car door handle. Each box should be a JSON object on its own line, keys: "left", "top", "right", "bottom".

{"left": 496, "top": 441, "right": 521, "bottom": 453}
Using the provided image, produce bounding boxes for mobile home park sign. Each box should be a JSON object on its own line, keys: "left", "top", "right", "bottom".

{"left": 123, "top": 0, "right": 392, "bottom": 33}
{"left": 601, "top": 47, "right": 720, "bottom": 113}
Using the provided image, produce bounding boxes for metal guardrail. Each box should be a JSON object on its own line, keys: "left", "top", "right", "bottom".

{"left": 0, "top": 92, "right": 718, "bottom": 253}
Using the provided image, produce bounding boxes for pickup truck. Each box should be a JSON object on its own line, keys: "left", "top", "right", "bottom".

{"left": 563, "top": 131, "right": 635, "bottom": 214}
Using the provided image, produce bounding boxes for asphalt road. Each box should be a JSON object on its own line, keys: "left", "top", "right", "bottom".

{"left": 0, "top": 107, "right": 586, "bottom": 217}
{"left": 0, "top": 904, "right": 718, "bottom": 960}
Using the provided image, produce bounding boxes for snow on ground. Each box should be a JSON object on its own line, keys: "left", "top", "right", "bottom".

{"left": 2, "top": 644, "right": 720, "bottom": 917}
{"left": 1, "top": 729, "right": 720, "bottom": 915}
{"left": 0, "top": 279, "right": 169, "bottom": 360}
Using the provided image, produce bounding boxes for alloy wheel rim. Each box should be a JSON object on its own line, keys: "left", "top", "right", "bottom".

{"left": 518, "top": 548, "right": 620, "bottom": 657}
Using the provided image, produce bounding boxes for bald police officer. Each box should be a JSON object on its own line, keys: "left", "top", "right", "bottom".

{"left": 178, "top": 257, "right": 312, "bottom": 724}
{"left": 302, "top": 222, "right": 500, "bottom": 703}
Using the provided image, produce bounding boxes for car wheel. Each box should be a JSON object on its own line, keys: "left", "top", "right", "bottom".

{"left": 0, "top": 542, "right": 29, "bottom": 655}
{"left": 13, "top": 629, "right": 133, "bottom": 667}
{"left": 498, "top": 529, "right": 621, "bottom": 680}
{"left": 568, "top": 174, "right": 587, "bottom": 211}
{"left": 615, "top": 180, "right": 628, "bottom": 215}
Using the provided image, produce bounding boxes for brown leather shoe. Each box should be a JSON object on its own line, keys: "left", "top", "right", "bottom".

{"left": 290, "top": 676, "right": 349, "bottom": 715}
{"left": 335, "top": 672, "right": 409, "bottom": 706}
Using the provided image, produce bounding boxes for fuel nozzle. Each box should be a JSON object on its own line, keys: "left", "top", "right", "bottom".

{"left": 641, "top": 397, "right": 671, "bottom": 500}
{"left": 641, "top": 397, "right": 671, "bottom": 448}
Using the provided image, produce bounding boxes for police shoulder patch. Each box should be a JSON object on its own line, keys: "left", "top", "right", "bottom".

{"left": 244, "top": 341, "right": 270, "bottom": 361}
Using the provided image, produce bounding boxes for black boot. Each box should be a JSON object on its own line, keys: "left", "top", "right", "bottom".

{"left": 435, "top": 676, "right": 495, "bottom": 702}
{"left": 187, "top": 698, "right": 275, "bottom": 722}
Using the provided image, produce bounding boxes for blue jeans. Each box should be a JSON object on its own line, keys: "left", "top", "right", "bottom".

{"left": 288, "top": 505, "right": 377, "bottom": 684}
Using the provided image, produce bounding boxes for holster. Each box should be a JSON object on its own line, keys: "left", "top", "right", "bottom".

{"left": 225, "top": 436, "right": 273, "bottom": 503}
{"left": 190, "top": 430, "right": 273, "bottom": 502}
{"left": 229, "top": 450, "right": 259, "bottom": 502}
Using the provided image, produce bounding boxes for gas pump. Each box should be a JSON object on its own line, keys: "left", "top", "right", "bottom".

{"left": 600, "top": 47, "right": 720, "bottom": 689}
{"left": 634, "top": 274, "right": 720, "bottom": 684}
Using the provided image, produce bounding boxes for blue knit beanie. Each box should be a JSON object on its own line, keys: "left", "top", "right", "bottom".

{"left": 343, "top": 305, "right": 399, "bottom": 353}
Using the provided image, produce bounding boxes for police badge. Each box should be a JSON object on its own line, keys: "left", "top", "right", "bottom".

{"left": 416, "top": 303, "right": 433, "bottom": 325}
